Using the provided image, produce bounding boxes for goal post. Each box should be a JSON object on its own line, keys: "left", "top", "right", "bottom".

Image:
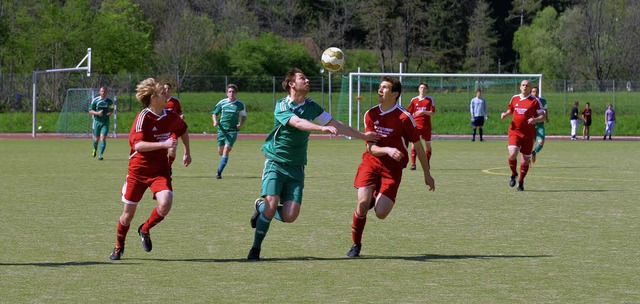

{"left": 55, "top": 88, "right": 118, "bottom": 138}
{"left": 341, "top": 72, "right": 543, "bottom": 132}
{"left": 32, "top": 48, "right": 91, "bottom": 137}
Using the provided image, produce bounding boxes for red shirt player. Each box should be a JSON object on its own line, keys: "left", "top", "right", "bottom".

{"left": 109, "top": 78, "right": 192, "bottom": 260}
{"left": 406, "top": 82, "right": 436, "bottom": 170}
{"left": 163, "top": 83, "right": 184, "bottom": 168}
{"left": 500, "top": 80, "right": 544, "bottom": 191}
{"left": 347, "top": 76, "right": 435, "bottom": 258}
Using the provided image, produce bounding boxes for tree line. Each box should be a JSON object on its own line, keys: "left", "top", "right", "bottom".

{"left": 0, "top": 0, "right": 638, "bottom": 89}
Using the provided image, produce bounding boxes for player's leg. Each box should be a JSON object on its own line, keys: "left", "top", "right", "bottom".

{"left": 217, "top": 132, "right": 237, "bottom": 178}
{"left": 349, "top": 186, "right": 374, "bottom": 257}
{"left": 410, "top": 142, "right": 417, "bottom": 170}
{"left": 92, "top": 121, "right": 99, "bottom": 157}
{"left": 471, "top": 120, "right": 477, "bottom": 141}
{"left": 373, "top": 166, "right": 401, "bottom": 220}
{"left": 215, "top": 132, "right": 227, "bottom": 178}
{"left": 517, "top": 138, "right": 535, "bottom": 191}
{"left": 111, "top": 176, "right": 144, "bottom": 260}
{"left": 137, "top": 177, "right": 174, "bottom": 252}
{"left": 98, "top": 123, "right": 109, "bottom": 159}
{"left": 507, "top": 133, "right": 520, "bottom": 187}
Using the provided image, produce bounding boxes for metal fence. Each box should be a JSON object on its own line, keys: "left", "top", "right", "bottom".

{"left": 0, "top": 73, "right": 638, "bottom": 115}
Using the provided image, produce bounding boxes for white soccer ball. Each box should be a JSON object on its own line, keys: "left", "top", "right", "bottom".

{"left": 321, "top": 47, "right": 345, "bottom": 72}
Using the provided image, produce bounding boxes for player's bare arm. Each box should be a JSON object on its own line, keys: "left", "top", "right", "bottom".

{"left": 367, "top": 143, "right": 404, "bottom": 161}
{"left": 288, "top": 116, "right": 337, "bottom": 135}
{"left": 412, "top": 140, "right": 435, "bottom": 191}
{"left": 134, "top": 138, "right": 177, "bottom": 152}
{"left": 327, "top": 119, "right": 379, "bottom": 142}
{"left": 180, "top": 133, "right": 191, "bottom": 167}
{"left": 501, "top": 110, "right": 513, "bottom": 119}
{"left": 212, "top": 114, "right": 218, "bottom": 127}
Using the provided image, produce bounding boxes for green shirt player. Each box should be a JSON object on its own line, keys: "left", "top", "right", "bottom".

{"left": 211, "top": 84, "right": 247, "bottom": 179}
{"left": 247, "top": 68, "right": 379, "bottom": 261}
{"left": 88, "top": 86, "right": 114, "bottom": 160}
{"left": 531, "top": 86, "right": 549, "bottom": 164}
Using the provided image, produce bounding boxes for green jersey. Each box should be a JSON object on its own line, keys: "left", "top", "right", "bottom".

{"left": 90, "top": 96, "right": 114, "bottom": 124}
{"left": 535, "top": 97, "right": 547, "bottom": 128}
{"left": 211, "top": 98, "right": 247, "bottom": 131}
{"left": 261, "top": 96, "right": 332, "bottom": 166}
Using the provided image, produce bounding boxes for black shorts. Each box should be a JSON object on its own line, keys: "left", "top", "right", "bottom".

{"left": 472, "top": 116, "right": 485, "bottom": 127}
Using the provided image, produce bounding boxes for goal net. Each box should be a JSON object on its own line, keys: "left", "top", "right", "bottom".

{"left": 56, "top": 88, "right": 98, "bottom": 137}
{"left": 336, "top": 73, "right": 543, "bottom": 134}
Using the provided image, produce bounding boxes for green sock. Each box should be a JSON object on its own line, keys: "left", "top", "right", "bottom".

{"left": 99, "top": 141, "right": 106, "bottom": 156}
{"left": 252, "top": 214, "right": 271, "bottom": 248}
{"left": 534, "top": 144, "right": 543, "bottom": 153}
{"left": 93, "top": 140, "right": 98, "bottom": 150}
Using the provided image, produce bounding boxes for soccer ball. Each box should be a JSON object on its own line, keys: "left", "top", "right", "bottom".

{"left": 321, "top": 47, "right": 345, "bottom": 72}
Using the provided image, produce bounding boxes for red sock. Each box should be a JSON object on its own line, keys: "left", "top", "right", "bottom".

{"left": 509, "top": 159, "right": 518, "bottom": 176}
{"left": 351, "top": 210, "right": 367, "bottom": 246}
{"left": 142, "top": 207, "right": 165, "bottom": 232}
{"left": 519, "top": 161, "right": 530, "bottom": 182}
{"left": 116, "top": 218, "right": 130, "bottom": 248}
{"left": 410, "top": 148, "right": 416, "bottom": 166}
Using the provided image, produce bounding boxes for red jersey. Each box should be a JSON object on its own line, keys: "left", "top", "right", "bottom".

{"left": 165, "top": 96, "right": 183, "bottom": 116}
{"left": 128, "top": 108, "right": 188, "bottom": 177}
{"left": 362, "top": 104, "right": 420, "bottom": 169}
{"left": 507, "top": 94, "right": 542, "bottom": 136}
{"left": 406, "top": 95, "right": 435, "bottom": 129}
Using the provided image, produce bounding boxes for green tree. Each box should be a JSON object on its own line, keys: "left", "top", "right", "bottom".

{"left": 90, "top": 0, "right": 153, "bottom": 74}
{"left": 464, "top": 0, "right": 498, "bottom": 73}
{"left": 513, "top": 6, "right": 566, "bottom": 79}
{"left": 228, "top": 33, "right": 317, "bottom": 77}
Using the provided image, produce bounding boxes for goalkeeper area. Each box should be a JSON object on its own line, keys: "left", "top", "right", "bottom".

{"left": 55, "top": 88, "right": 117, "bottom": 138}
{"left": 336, "top": 73, "right": 542, "bottom": 132}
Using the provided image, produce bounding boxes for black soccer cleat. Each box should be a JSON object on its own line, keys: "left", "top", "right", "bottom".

{"left": 347, "top": 244, "right": 361, "bottom": 258}
{"left": 517, "top": 181, "right": 524, "bottom": 191}
{"left": 138, "top": 224, "right": 152, "bottom": 252}
{"left": 410, "top": 165, "right": 416, "bottom": 170}
{"left": 215, "top": 173, "right": 221, "bottom": 179}
{"left": 250, "top": 198, "right": 263, "bottom": 229}
{"left": 509, "top": 175, "right": 517, "bottom": 187}
{"left": 247, "top": 247, "right": 261, "bottom": 261}
{"left": 109, "top": 247, "right": 124, "bottom": 260}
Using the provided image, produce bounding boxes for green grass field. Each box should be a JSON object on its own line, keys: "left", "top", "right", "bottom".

{"left": 1, "top": 138, "right": 638, "bottom": 303}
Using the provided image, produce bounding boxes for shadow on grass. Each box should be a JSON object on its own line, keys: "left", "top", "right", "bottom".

{"left": 0, "top": 254, "right": 552, "bottom": 267}
{"left": 137, "top": 253, "right": 553, "bottom": 263}
{"left": 0, "top": 261, "right": 137, "bottom": 267}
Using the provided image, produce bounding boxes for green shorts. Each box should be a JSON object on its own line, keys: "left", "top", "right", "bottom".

{"left": 93, "top": 120, "right": 110, "bottom": 137}
{"left": 535, "top": 124, "right": 545, "bottom": 142}
{"left": 261, "top": 159, "right": 304, "bottom": 204}
{"left": 217, "top": 129, "right": 238, "bottom": 147}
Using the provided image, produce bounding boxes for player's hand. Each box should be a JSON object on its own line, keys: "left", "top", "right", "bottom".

{"left": 362, "top": 131, "right": 379, "bottom": 142}
{"left": 424, "top": 174, "right": 435, "bottom": 191}
{"left": 183, "top": 153, "right": 192, "bottom": 167}
{"left": 237, "top": 124, "right": 242, "bottom": 130}
{"left": 321, "top": 126, "right": 338, "bottom": 135}
{"left": 213, "top": 122, "right": 218, "bottom": 127}
{"left": 501, "top": 112, "right": 506, "bottom": 119}
{"left": 163, "top": 138, "right": 178, "bottom": 149}
{"left": 527, "top": 118, "right": 535, "bottom": 124}
{"left": 386, "top": 147, "right": 404, "bottom": 162}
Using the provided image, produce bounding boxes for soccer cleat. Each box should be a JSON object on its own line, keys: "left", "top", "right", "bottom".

{"left": 517, "top": 181, "right": 524, "bottom": 191}
{"left": 247, "top": 247, "right": 261, "bottom": 261}
{"left": 531, "top": 151, "right": 537, "bottom": 164}
{"left": 138, "top": 224, "right": 152, "bottom": 252}
{"left": 98, "top": 156, "right": 104, "bottom": 160}
{"left": 216, "top": 171, "right": 222, "bottom": 179}
{"left": 347, "top": 244, "right": 361, "bottom": 257}
{"left": 509, "top": 175, "right": 517, "bottom": 187}
{"left": 410, "top": 165, "right": 416, "bottom": 170}
{"left": 250, "top": 198, "right": 263, "bottom": 229}
{"left": 92, "top": 149, "right": 97, "bottom": 158}
{"left": 109, "top": 247, "right": 124, "bottom": 260}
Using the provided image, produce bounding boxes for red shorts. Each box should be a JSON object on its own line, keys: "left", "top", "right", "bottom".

{"left": 508, "top": 132, "right": 535, "bottom": 155}
{"left": 121, "top": 174, "right": 173, "bottom": 204}
{"left": 417, "top": 125, "right": 432, "bottom": 142}
{"left": 354, "top": 161, "right": 403, "bottom": 202}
